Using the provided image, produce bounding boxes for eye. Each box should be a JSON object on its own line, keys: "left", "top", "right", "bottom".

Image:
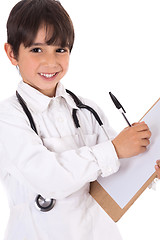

{"left": 56, "top": 48, "right": 68, "bottom": 53}
{"left": 31, "top": 48, "right": 42, "bottom": 53}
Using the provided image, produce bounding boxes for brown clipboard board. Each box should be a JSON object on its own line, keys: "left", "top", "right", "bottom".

{"left": 90, "top": 98, "right": 160, "bottom": 222}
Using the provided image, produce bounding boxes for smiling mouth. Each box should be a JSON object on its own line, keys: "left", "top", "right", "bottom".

{"left": 39, "top": 72, "right": 58, "bottom": 78}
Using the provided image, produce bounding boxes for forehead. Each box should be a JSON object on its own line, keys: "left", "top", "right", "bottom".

{"left": 33, "top": 24, "right": 54, "bottom": 43}
{"left": 31, "top": 23, "right": 66, "bottom": 48}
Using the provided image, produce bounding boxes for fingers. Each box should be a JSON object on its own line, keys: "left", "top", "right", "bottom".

{"left": 139, "top": 145, "right": 149, "bottom": 154}
{"left": 156, "top": 160, "right": 160, "bottom": 167}
{"left": 135, "top": 122, "right": 151, "bottom": 153}
{"left": 132, "top": 121, "right": 150, "bottom": 132}
{"left": 139, "top": 130, "right": 151, "bottom": 139}
{"left": 134, "top": 139, "right": 150, "bottom": 155}
{"left": 155, "top": 160, "right": 160, "bottom": 179}
{"left": 133, "top": 122, "right": 151, "bottom": 147}
{"left": 130, "top": 123, "right": 151, "bottom": 145}
{"left": 140, "top": 138, "right": 150, "bottom": 147}
{"left": 112, "top": 121, "right": 151, "bottom": 159}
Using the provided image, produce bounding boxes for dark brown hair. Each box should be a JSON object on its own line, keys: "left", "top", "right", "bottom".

{"left": 7, "top": 0, "right": 75, "bottom": 59}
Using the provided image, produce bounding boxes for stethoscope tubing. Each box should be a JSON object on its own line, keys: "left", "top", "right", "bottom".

{"left": 16, "top": 89, "right": 109, "bottom": 212}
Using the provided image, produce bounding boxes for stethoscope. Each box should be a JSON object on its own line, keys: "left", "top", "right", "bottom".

{"left": 16, "top": 89, "right": 109, "bottom": 212}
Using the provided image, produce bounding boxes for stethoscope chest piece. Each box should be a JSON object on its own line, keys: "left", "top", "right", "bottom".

{"left": 35, "top": 195, "right": 56, "bottom": 212}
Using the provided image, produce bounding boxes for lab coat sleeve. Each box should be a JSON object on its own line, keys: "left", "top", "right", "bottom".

{"left": 0, "top": 98, "right": 119, "bottom": 199}
{"left": 77, "top": 96, "right": 121, "bottom": 177}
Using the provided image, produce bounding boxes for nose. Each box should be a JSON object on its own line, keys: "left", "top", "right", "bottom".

{"left": 43, "top": 52, "right": 58, "bottom": 68}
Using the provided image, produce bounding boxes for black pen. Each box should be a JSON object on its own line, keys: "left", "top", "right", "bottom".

{"left": 109, "top": 92, "right": 131, "bottom": 127}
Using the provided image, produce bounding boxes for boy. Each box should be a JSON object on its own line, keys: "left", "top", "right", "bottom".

{"left": 0, "top": 0, "right": 151, "bottom": 239}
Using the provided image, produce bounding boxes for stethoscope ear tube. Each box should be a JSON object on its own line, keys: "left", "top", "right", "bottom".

{"left": 16, "top": 91, "right": 38, "bottom": 134}
{"left": 66, "top": 89, "right": 103, "bottom": 126}
{"left": 72, "top": 109, "right": 80, "bottom": 128}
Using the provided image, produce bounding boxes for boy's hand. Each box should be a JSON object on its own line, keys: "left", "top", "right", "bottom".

{"left": 155, "top": 160, "right": 160, "bottom": 179}
{"left": 112, "top": 122, "right": 151, "bottom": 159}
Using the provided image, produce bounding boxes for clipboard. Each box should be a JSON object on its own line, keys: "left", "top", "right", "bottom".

{"left": 90, "top": 98, "right": 160, "bottom": 222}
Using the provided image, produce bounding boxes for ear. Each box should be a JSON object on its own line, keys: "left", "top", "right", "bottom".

{"left": 4, "top": 43, "right": 18, "bottom": 66}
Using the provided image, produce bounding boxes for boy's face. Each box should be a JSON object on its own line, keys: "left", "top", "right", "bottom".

{"left": 5, "top": 25, "right": 70, "bottom": 97}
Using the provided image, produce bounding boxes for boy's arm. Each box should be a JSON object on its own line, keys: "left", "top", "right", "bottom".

{"left": 0, "top": 107, "right": 120, "bottom": 200}
{"left": 82, "top": 98, "right": 151, "bottom": 159}
{"left": 0, "top": 102, "right": 151, "bottom": 200}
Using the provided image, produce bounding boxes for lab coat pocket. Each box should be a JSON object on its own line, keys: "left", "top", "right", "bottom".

{"left": 83, "top": 133, "right": 98, "bottom": 147}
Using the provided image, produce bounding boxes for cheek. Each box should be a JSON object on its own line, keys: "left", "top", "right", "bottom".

{"left": 19, "top": 58, "right": 38, "bottom": 74}
{"left": 63, "top": 57, "right": 70, "bottom": 71}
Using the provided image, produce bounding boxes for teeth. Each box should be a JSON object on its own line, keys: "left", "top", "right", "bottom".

{"left": 40, "top": 73, "right": 56, "bottom": 78}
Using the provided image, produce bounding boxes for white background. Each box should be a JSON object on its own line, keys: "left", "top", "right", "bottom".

{"left": 0, "top": 0, "right": 160, "bottom": 239}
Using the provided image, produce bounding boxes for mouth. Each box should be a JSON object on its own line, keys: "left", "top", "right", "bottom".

{"left": 39, "top": 72, "right": 59, "bottom": 80}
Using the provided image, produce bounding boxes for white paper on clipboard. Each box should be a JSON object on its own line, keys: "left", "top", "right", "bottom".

{"left": 97, "top": 99, "right": 160, "bottom": 209}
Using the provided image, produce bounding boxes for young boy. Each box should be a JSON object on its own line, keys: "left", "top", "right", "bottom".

{"left": 0, "top": 0, "right": 151, "bottom": 239}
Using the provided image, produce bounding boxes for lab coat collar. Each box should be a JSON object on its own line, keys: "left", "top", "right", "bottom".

{"left": 17, "top": 81, "right": 79, "bottom": 112}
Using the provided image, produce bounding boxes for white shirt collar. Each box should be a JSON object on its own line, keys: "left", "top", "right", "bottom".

{"left": 17, "top": 81, "right": 78, "bottom": 112}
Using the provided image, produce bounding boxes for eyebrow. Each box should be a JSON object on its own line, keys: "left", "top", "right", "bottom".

{"left": 30, "top": 43, "right": 47, "bottom": 47}
{"left": 29, "top": 42, "right": 69, "bottom": 49}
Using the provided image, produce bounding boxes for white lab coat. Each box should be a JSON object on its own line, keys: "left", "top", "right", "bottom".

{"left": 0, "top": 81, "right": 122, "bottom": 240}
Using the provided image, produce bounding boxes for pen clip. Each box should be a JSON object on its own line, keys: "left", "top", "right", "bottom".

{"left": 109, "top": 92, "right": 126, "bottom": 113}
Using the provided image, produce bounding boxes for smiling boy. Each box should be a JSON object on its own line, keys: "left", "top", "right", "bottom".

{"left": 5, "top": 25, "right": 70, "bottom": 97}
{"left": 0, "top": 0, "right": 151, "bottom": 239}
